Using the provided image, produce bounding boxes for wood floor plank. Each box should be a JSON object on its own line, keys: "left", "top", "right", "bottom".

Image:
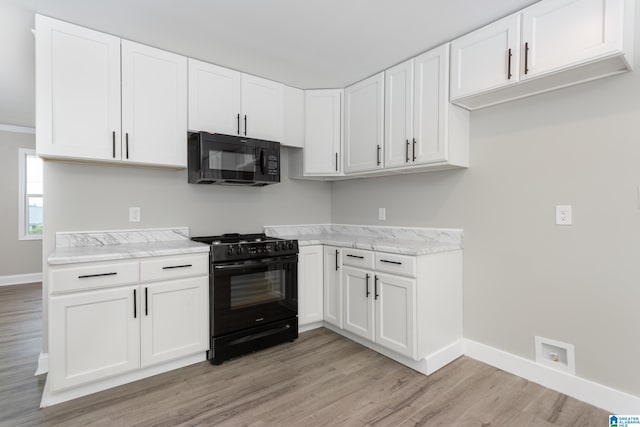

{"left": 0, "top": 283, "right": 610, "bottom": 426}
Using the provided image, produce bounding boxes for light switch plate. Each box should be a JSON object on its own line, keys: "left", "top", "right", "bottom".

{"left": 129, "top": 207, "right": 141, "bottom": 222}
{"left": 555, "top": 205, "right": 572, "bottom": 225}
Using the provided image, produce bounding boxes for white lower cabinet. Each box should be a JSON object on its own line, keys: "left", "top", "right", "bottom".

{"left": 323, "top": 246, "right": 342, "bottom": 328}
{"left": 298, "top": 245, "right": 324, "bottom": 326}
{"left": 49, "top": 286, "right": 140, "bottom": 391}
{"left": 327, "top": 247, "right": 462, "bottom": 370}
{"left": 342, "top": 267, "right": 375, "bottom": 341}
{"left": 47, "top": 253, "right": 209, "bottom": 396}
{"left": 140, "top": 277, "right": 208, "bottom": 367}
{"left": 374, "top": 273, "right": 416, "bottom": 359}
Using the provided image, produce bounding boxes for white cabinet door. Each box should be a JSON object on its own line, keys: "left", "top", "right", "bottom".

{"left": 121, "top": 40, "right": 187, "bottom": 167}
{"left": 188, "top": 59, "right": 241, "bottom": 135}
{"left": 521, "top": 0, "right": 625, "bottom": 79}
{"left": 413, "top": 44, "right": 449, "bottom": 164}
{"left": 384, "top": 59, "right": 414, "bottom": 168}
{"left": 323, "top": 246, "right": 342, "bottom": 328}
{"left": 450, "top": 14, "right": 521, "bottom": 100}
{"left": 344, "top": 72, "right": 385, "bottom": 173}
{"left": 342, "top": 267, "right": 374, "bottom": 341}
{"left": 35, "top": 15, "right": 121, "bottom": 161}
{"left": 241, "top": 74, "right": 284, "bottom": 142}
{"left": 374, "top": 273, "right": 416, "bottom": 359}
{"left": 304, "top": 89, "right": 343, "bottom": 175}
{"left": 49, "top": 286, "right": 140, "bottom": 391}
{"left": 298, "top": 246, "right": 324, "bottom": 325}
{"left": 140, "top": 277, "right": 208, "bottom": 367}
{"left": 283, "top": 85, "right": 305, "bottom": 148}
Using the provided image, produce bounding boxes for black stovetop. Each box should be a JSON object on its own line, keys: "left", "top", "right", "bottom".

{"left": 191, "top": 233, "right": 298, "bottom": 261}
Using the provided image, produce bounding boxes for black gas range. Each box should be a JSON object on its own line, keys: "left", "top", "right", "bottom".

{"left": 191, "top": 233, "right": 299, "bottom": 365}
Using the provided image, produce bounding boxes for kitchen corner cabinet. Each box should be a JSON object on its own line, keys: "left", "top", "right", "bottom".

{"left": 48, "top": 254, "right": 208, "bottom": 393}
{"left": 450, "top": 0, "right": 634, "bottom": 110}
{"left": 385, "top": 44, "right": 469, "bottom": 170}
{"left": 36, "top": 15, "right": 188, "bottom": 168}
{"left": 344, "top": 72, "right": 385, "bottom": 173}
{"left": 298, "top": 246, "right": 324, "bottom": 326}
{"left": 303, "top": 90, "right": 343, "bottom": 175}
{"left": 283, "top": 86, "right": 305, "bottom": 148}
{"left": 323, "top": 246, "right": 342, "bottom": 328}
{"left": 187, "top": 60, "right": 284, "bottom": 143}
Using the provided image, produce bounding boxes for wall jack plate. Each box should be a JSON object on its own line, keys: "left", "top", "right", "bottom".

{"left": 129, "top": 207, "right": 141, "bottom": 222}
{"left": 535, "top": 336, "right": 575, "bottom": 375}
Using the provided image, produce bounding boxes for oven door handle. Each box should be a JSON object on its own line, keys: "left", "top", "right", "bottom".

{"left": 214, "top": 256, "right": 297, "bottom": 270}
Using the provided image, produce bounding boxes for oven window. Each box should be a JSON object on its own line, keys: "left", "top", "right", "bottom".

{"left": 209, "top": 150, "right": 254, "bottom": 172}
{"left": 230, "top": 270, "right": 285, "bottom": 309}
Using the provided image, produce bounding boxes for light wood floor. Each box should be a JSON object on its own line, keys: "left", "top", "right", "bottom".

{"left": 1, "top": 283, "right": 607, "bottom": 426}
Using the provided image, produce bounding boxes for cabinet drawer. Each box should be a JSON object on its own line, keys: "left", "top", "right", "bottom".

{"left": 140, "top": 254, "right": 209, "bottom": 283}
{"left": 50, "top": 261, "right": 139, "bottom": 294}
{"left": 374, "top": 253, "right": 416, "bottom": 277}
{"left": 342, "top": 248, "right": 374, "bottom": 269}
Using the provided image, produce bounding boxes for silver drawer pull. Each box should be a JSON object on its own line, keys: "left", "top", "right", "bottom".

{"left": 346, "top": 254, "right": 364, "bottom": 259}
{"left": 380, "top": 259, "right": 402, "bottom": 265}
{"left": 78, "top": 272, "right": 117, "bottom": 279}
{"left": 162, "top": 264, "right": 193, "bottom": 270}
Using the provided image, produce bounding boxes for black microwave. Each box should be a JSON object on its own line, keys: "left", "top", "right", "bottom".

{"left": 188, "top": 132, "right": 280, "bottom": 186}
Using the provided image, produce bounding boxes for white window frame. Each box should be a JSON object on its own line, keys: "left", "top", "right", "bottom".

{"left": 18, "top": 148, "right": 43, "bottom": 241}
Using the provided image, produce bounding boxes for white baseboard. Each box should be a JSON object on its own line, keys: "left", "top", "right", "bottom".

{"left": 0, "top": 273, "right": 42, "bottom": 287}
{"left": 35, "top": 352, "right": 49, "bottom": 376}
{"left": 299, "top": 321, "right": 323, "bottom": 333}
{"left": 464, "top": 339, "right": 640, "bottom": 414}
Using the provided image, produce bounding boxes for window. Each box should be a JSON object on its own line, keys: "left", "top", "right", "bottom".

{"left": 18, "top": 148, "right": 43, "bottom": 240}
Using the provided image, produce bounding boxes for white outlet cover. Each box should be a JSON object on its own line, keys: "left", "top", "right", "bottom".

{"left": 378, "top": 207, "right": 386, "bottom": 221}
{"left": 556, "top": 205, "right": 572, "bottom": 225}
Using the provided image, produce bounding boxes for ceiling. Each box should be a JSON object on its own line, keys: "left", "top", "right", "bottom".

{"left": 1, "top": 0, "right": 540, "bottom": 127}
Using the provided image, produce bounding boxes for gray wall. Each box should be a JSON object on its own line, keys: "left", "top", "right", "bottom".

{"left": 331, "top": 37, "right": 640, "bottom": 396}
{"left": 0, "top": 131, "right": 42, "bottom": 276}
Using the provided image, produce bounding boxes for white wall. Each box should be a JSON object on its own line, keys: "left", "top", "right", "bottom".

{"left": 331, "top": 25, "right": 640, "bottom": 397}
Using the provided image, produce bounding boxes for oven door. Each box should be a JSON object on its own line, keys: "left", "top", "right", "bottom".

{"left": 212, "top": 255, "right": 297, "bottom": 336}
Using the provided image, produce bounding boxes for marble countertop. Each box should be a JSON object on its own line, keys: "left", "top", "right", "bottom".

{"left": 48, "top": 240, "right": 211, "bottom": 265}
{"left": 48, "top": 227, "right": 210, "bottom": 265}
{"left": 265, "top": 224, "right": 463, "bottom": 256}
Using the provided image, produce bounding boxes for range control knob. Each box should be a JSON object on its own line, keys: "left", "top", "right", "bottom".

{"left": 274, "top": 243, "right": 280, "bottom": 251}
{"left": 237, "top": 246, "right": 243, "bottom": 255}
{"left": 288, "top": 242, "right": 295, "bottom": 250}
{"left": 227, "top": 245, "right": 235, "bottom": 255}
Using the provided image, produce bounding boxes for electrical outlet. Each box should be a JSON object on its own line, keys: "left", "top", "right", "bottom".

{"left": 129, "top": 207, "right": 141, "bottom": 222}
{"left": 555, "top": 205, "right": 572, "bottom": 225}
{"left": 378, "top": 207, "right": 386, "bottom": 221}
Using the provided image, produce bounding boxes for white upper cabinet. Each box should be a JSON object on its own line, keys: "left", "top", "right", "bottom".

{"left": 384, "top": 59, "right": 414, "bottom": 168}
{"left": 413, "top": 45, "right": 451, "bottom": 165}
{"left": 384, "top": 44, "right": 469, "bottom": 170}
{"left": 121, "top": 40, "right": 187, "bottom": 167}
{"left": 450, "top": 15, "right": 521, "bottom": 100}
{"left": 188, "top": 59, "right": 241, "bottom": 135}
{"left": 283, "top": 85, "right": 305, "bottom": 148}
{"left": 304, "top": 89, "right": 343, "bottom": 175}
{"left": 344, "top": 72, "right": 385, "bottom": 173}
{"left": 36, "top": 15, "right": 122, "bottom": 161}
{"left": 521, "top": 0, "right": 629, "bottom": 79}
{"left": 450, "top": 0, "right": 634, "bottom": 110}
{"left": 36, "top": 16, "right": 188, "bottom": 168}
{"left": 241, "top": 74, "right": 284, "bottom": 142}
